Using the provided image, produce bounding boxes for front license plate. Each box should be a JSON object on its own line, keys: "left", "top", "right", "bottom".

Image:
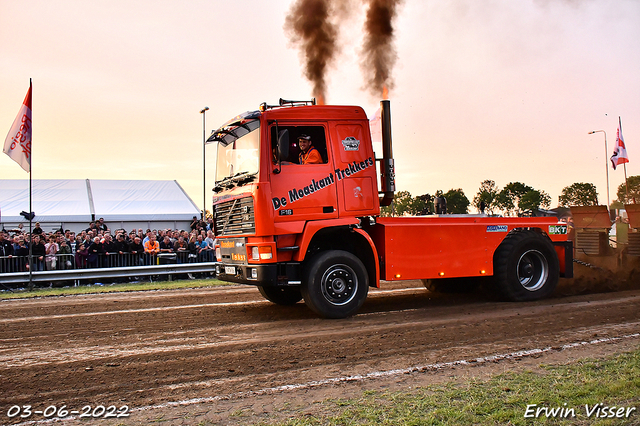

{"left": 225, "top": 266, "right": 236, "bottom": 275}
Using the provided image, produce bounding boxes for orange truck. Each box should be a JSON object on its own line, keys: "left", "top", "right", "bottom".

{"left": 209, "top": 99, "right": 573, "bottom": 318}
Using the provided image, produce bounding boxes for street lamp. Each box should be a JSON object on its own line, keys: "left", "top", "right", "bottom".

{"left": 588, "top": 130, "right": 609, "bottom": 208}
{"left": 200, "top": 106, "right": 209, "bottom": 219}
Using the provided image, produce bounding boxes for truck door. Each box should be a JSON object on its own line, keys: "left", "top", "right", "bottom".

{"left": 268, "top": 123, "right": 339, "bottom": 222}
{"left": 329, "top": 122, "right": 379, "bottom": 217}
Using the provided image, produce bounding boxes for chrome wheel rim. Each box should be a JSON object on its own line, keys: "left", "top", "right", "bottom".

{"left": 321, "top": 264, "right": 358, "bottom": 305}
{"left": 517, "top": 249, "right": 549, "bottom": 291}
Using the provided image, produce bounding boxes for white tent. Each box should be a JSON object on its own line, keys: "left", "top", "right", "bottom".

{"left": 1, "top": 179, "right": 200, "bottom": 233}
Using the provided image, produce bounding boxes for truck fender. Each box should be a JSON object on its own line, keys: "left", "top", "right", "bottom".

{"left": 293, "top": 218, "right": 360, "bottom": 262}
{"left": 352, "top": 228, "right": 380, "bottom": 288}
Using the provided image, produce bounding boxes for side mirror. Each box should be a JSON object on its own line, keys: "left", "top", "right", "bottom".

{"left": 277, "top": 129, "right": 290, "bottom": 161}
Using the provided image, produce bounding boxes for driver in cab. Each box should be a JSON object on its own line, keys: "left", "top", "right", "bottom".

{"left": 297, "top": 134, "right": 323, "bottom": 165}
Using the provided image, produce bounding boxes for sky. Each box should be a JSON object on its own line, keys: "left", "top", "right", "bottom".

{"left": 1, "top": 0, "right": 639, "bottom": 213}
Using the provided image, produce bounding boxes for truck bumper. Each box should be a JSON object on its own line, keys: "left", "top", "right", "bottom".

{"left": 215, "top": 263, "right": 277, "bottom": 285}
{"left": 214, "top": 262, "right": 302, "bottom": 286}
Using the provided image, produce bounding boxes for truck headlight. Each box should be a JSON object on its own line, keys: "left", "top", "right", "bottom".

{"left": 251, "top": 246, "right": 273, "bottom": 260}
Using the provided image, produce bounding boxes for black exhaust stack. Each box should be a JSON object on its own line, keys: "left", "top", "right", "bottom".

{"left": 379, "top": 100, "right": 396, "bottom": 206}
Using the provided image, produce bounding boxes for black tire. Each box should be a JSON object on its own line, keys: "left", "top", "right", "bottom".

{"left": 301, "top": 250, "right": 369, "bottom": 319}
{"left": 257, "top": 286, "right": 302, "bottom": 305}
{"left": 493, "top": 230, "right": 559, "bottom": 301}
{"left": 421, "top": 277, "right": 479, "bottom": 293}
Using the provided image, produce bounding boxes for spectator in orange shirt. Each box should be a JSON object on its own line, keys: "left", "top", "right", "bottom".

{"left": 144, "top": 234, "right": 160, "bottom": 265}
{"left": 297, "top": 134, "right": 323, "bottom": 164}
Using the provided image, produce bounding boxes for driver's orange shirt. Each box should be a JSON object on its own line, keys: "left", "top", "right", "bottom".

{"left": 299, "top": 147, "right": 323, "bottom": 164}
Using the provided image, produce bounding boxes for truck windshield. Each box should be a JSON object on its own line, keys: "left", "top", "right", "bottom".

{"left": 213, "top": 119, "right": 260, "bottom": 184}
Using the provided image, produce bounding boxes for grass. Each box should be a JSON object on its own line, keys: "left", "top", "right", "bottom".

{"left": 257, "top": 348, "right": 640, "bottom": 426}
{"left": 0, "top": 277, "right": 231, "bottom": 299}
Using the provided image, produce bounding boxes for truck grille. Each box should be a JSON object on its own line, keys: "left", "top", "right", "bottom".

{"left": 214, "top": 196, "right": 255, "bottom": 236}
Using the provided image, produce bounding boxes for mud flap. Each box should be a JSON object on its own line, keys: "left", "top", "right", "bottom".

{"left": 554, "top": 241, "right": 573, "bottom": 279}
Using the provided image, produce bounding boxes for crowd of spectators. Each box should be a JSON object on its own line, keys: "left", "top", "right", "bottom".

{"left": 0, "top": 216, "right": 218, "bottom": 274}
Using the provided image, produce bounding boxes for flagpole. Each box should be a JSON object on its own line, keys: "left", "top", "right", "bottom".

{"left": 28, "top": 78, "right": 33, "bottom": 290}
{"left": 28, "top": 164, "right": 33, "bottom": 290}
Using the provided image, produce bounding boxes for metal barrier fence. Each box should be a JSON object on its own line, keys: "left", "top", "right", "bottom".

{"left": 0, "top": 253, "right": 217, "bottom": 288}
{"left": 0, "top": 262, "right": 218, "bottom": 286}
{"left": 0, "top": 252, "right": 214, "bottom": 273}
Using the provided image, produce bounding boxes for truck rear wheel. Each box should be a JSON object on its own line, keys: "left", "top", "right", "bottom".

{"left": 257, "top": 286, "right": 302, "bottom": 305}
{"left": 493, "top": 230, "right": 559, "bottom": 301}
{"left": 301, "top": 250, "right": 369, "bottom": 319}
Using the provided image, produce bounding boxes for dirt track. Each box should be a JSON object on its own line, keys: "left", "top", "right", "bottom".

{"left": 1, "top": 279, "right": 639, "bottom": 425}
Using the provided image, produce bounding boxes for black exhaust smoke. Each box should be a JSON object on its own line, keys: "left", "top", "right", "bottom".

{"left": 362, "top": 0, "right": 402, "bottom": 98}
{"left": 284, "top": 0, "right": 340, "bottom": 105}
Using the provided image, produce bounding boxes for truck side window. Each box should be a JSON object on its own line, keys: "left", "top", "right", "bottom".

{"left": 271, "top": 125, "right": 328, "bottom": 164}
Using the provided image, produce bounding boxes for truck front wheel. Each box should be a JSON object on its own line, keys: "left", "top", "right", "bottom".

{"left": 493, "top": 230, "right": 559, "bottom": 301}
{"left": 257, "top": 286, "right": 302, "bottom": 305}
{"left": 302, "top": 250, "right": 369, "bottom": 319}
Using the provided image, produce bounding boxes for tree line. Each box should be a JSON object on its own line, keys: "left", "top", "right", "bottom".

{"left": 380, "top": 176, "right": 640, "bottom": 217}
